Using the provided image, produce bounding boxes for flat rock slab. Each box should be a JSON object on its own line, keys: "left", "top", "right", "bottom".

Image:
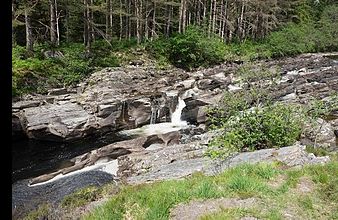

{"left": 170, "top": 197, "right": 258, "bottom": 220}
{"left": 23, "top": 102, "right": 93, "bottom": 141}
{"left": 125, "top": 143, "right": 330, "bottom": 184}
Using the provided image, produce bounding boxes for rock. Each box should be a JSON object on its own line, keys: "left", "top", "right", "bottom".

{"left": 12, "top": 100, "right": 41, "bottom": 110}
{"left": 129, "top": 60, "right": 144, "bottom": 66}
{"left": 181, "top": 97, "right": 209, "bottom": 124}
{"left": 12, "top": 114, "right": 26, "bottom": 140}
{"left": 170, "top": 197, "right": 257, "bottom": 220}
{"left": 12, "top": 171, "right": 115, "bottom": 219}
{"left": 197, "top": 79, "right": 223, "bottom": 90}
{"left": 123, "top": 142, "right": 329, "bottom": 184}
{"left": 47, "top": 88, "right": 68, "bottom": 96}
{"left": 12, "top": 52, "right": 338, "bottom": 143}
{"left": 128, "top": 98, "right": 152, "bottom": 126}
{"left": 279, "top": 92, "right": 297, "bottom": 101}
{"left": 22, "top": 102, "right": 95, "bottom": 141}
{"left": 174, "top": 79, "right": 196, "bottom": 89}
{"left": 228, "top": 84, "right": 242, "bottom": 92}
{"left": 43, "top": 50, "right": 64, "bottom": 59}
{"left": 301, "top": 118, "right": 336, "bottom": 150}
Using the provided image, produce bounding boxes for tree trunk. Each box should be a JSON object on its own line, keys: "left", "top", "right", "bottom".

{"left": 208, "top": 0, "right": 213, "bottom": 37}
{"left": 179, "top": 0, "right": 183, "bottom": 33}
{"left": 197, "top": 0, "right": 201, "bottom": 26}
{"left": 203, "top": 0, "right": 206, "bottom": 22}
{"left": 84, "top": 0, "right": 91, "bottom": 50}
{"left": 182, "top": 0, "right": 186, "bottom": 33}
{"left": 106, "top": 0, "right": 112, "bottom": 40}
{"left": 212, "top": 0, "right": 217, "bottom": 34}
{"left": 49, "top": 0, "right": 58, "bottom": 46}
{"left": 65, "top": 0, "right": 70, "bottom": 42}
{"left": 219, "top": 0, "right": 223, "bottom": 37}
{"left": 145, "top": 0, "right": 149, "bottom": 39}
{"left": 222, "top": 0, "right": 228, "bottom": 41}
{"left": 56, "top": 1, "right": 60, "bottom": 46}
{"left": 166, "top": 5, "right": 172, "bottom": 37}
{"left": 135, "top": 0, "right": 141, "bottom": 43}
{"left": 128, "top": 0, "right": 131, "bottom": 39}
{"left": 25, "top": 8, "right": 33, "bottom": 52}
{"left": 90, "top": 0, "right": 95, "bottom": 42}
{"left": 120, "top": 0, "right": 123, "bottom": 40}
{"left": 239, "top": 0, "right": 245, "bottom": 41}
{"left": 151, "top": 1, "right": 156, "bottom": 39}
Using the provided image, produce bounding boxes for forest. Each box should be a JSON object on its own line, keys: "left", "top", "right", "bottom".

{"left": 12, "top": 0, "right": 338, "bottom": 96}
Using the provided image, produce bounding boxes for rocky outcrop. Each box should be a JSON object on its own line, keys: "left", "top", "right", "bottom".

{"left": 120, "top": 140, "right": 329, "bottom": 184}
{"left": 29, "top": 131, "right": 182, "bottom": 185}
{"left": 12, "top": 52, "right": 338, "bottom": 142}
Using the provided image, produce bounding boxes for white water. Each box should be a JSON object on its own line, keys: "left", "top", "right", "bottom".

{"left": 29, "top": 159, "right": 118, "bottom": 187}
{"left": 171, "top": 97, "right": 187, "bottom": 125}
{"left": 118, "top": 96, "right": 188, "bottom": 136}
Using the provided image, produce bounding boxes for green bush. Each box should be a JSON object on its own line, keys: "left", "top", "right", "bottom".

{"left": 168, "top": 26, "right": 226, "bottom": 70}
{"left": 12, "top": 41, "right": 121, "bottom": 96}
{"left": 208, "top": 103, "right": 305, "bottom": 159}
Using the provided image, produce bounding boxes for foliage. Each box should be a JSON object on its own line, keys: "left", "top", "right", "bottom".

{"left": 12, "top": 41, "right": 122, "bottom": 96}
{"left": 61, "top": 185, "right": 102, "bottom": 208}
{"left": 208, "top": 103, "right": 305, "bottom": 159}
{"left": 23, "top": 203, "right": 51, "bottom": 220}
{"left": 166, "top": 26, "right": 226, "bottom": 70}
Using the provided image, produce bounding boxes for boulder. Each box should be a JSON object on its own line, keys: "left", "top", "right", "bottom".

{"left": 301, "top": 118, "right": 336, "bottom": 150}
{"left": 21, "top": 102, "right": 98, "bottom": 141}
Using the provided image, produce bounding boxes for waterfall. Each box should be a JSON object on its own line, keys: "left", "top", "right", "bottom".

{"left": 171, "top": 97, "right": 187, "bottom": 125}
{"left": 150, "top": 106, "right": 157, "bottom": 124}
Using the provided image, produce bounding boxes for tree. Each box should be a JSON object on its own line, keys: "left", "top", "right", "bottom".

{"left": 49, "top": 0, "right": 59, "bottom": 46}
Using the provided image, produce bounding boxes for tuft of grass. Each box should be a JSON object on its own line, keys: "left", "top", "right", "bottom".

{"left": 23, "top": 203, "right": 51, "bottom": 220}
{"left": 305, "top": 145, "right": 329, "bottom": 157}
{"left": 200, "top": 208, "right": 259, "bottom": 220}
{"left": 61, "top": 185, "right": 102, "bottom": 209}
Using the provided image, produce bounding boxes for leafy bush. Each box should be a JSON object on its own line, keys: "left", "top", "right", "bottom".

{"left": 168, "top": 26, "right": 226, "bottom": 70}
{"left": 208, "top": 103, "right": 305, "bottom": 158}
{"left": 12, "top": 41, "right": 122, "bottom": 96}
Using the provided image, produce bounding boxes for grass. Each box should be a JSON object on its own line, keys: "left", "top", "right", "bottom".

{"left": 77, "top": 161, "right": 338, "bottom": 220}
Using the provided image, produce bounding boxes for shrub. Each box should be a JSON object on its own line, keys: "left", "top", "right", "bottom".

{"left": 208, "top": 103, "right": 305, "bottom": 159}
{"left": 168, "top": 26, "right": 226, "bottom": 70}
{"left": 207, "top": 64, "right": 305, "bottom": 159}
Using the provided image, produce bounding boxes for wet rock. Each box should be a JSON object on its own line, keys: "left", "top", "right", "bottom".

{"left": 12, "top": 171, "right": 115, "bottom": 219}
{"left": 128, "top": 98, "right": 152, "bottom": 126}
{"left": 12, "top": 113, "right": 26, "bottom": 140}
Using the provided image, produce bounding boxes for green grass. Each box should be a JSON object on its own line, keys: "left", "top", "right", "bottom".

{"left": 80, "top": 161, "right": 338, "bottom": 220}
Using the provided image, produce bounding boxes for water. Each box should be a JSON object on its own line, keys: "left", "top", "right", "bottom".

{"left": 171, "top": 97, "right": 187, "bottom": 125}
{"left": 119, "top": 96, "right": 188, "bottom": 137}
{"left": 12, "top": 132, "right": 125, "bottom": 183}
